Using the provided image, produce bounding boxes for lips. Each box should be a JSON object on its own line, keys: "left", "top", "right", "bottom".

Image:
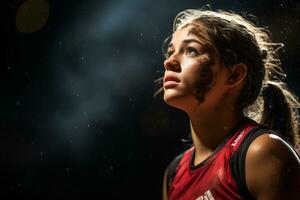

{"left": 164, "top": 75, "right": 180, "bottom": 89}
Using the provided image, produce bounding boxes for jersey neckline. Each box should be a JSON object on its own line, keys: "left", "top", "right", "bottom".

{"left": 189, "top": 117, "right": 253, "bottom": 171}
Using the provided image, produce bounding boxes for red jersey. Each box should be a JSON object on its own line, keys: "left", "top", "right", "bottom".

{"left": 167, "top": 120, "right": 259, "bottom": 200}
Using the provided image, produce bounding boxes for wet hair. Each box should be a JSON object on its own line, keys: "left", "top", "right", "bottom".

{"left": 157, "top": 8, "right": 300, "bottom": 151}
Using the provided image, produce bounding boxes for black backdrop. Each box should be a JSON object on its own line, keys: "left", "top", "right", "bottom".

{"left": 2, "top": 0, "right": 300, "bottom": 199}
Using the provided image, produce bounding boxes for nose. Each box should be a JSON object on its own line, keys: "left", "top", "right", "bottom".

{"left": 164, "top": 55, "right": 180, "bottom": 72}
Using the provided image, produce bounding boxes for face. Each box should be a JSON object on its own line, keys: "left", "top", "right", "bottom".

{"left": 163, "top": 25, "right": 229, "bottom": 113}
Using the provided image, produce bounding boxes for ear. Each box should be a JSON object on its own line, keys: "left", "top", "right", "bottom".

{"left": 226, "top": 63, "right": 247, "bottom": 87}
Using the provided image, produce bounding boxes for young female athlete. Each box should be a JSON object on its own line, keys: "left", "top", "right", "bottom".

{"left": 159, "top": 9, "right": 300, "bottom": 200}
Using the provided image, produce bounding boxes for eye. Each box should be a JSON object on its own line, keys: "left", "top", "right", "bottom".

{"left": 165, "top": 50, "right": 175, "bottom": 59}
{"left": 186, "top": 47, "right": 200, "bottom": 56}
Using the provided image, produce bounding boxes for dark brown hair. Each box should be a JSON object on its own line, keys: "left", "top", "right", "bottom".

{"left": 158, "top": 9, "right": 300, "bottom": 151}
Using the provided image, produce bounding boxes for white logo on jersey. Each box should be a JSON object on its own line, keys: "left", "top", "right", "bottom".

{"left": 195, "top": 190, "right": 215, "bottom": 200}
{"left": 231, "top": 130, "right": 245, "bottom": 147}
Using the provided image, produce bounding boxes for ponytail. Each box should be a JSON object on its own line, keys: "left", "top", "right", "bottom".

{"left": 260, "top": 81, "right": 300, "bottom": 152}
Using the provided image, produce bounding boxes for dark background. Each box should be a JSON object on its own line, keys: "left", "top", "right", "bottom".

{"left": 2, "top": 0, "right": 300, "bottom": 199}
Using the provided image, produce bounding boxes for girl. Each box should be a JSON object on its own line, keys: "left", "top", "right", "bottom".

{"left": 159, "top": 9, "right": 300, "bottom": 200}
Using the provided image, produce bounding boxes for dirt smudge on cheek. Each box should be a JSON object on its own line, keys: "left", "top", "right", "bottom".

{"left": 195, "top": 56, "right": 215, "bottom": 103}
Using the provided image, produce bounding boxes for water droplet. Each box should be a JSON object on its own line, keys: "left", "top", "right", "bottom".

{"left": 109, "top": 165, "right": 115, "bottom": 171}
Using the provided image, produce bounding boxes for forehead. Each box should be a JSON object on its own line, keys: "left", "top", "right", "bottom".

{"left": 170, "top": 24, "right": 210, "bottom": 46}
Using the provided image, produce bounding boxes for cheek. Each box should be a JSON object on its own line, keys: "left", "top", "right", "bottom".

{"left": 180, "top": 59, "right": 203, "bottom": 85}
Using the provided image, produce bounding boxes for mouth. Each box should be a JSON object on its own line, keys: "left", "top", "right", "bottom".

{"left": 164, "top": 76, "right": 180, "bottom": 89}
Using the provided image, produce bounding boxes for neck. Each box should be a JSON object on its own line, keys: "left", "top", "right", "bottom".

{"left": 187, "top": 106, "right": 245, "bottom": 166}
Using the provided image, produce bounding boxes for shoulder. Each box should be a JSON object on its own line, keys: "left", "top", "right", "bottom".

{"left": 245, "top": 133, "right": 300, "bottom": 199}
{"left": 247, "top": 133, "right": 299, "bottom": 162}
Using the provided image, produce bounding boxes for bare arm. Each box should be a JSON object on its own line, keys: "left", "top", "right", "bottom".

{"left": 245, "top": 133, "right": 300, "bottom": 200}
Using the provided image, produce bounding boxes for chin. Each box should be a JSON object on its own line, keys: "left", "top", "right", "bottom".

{"left": 163, "top": 92, "right": 194, "bottom": 111}
{"left": 164, "top": 90, "right": 180, "bottom": 103}
{"left": 164, "top": 92, "right": 179, "bottom": 104}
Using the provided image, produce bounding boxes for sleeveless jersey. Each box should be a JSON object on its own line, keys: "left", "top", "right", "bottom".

{"left": 167, "top": 120, "right": 259, "bottom": 200}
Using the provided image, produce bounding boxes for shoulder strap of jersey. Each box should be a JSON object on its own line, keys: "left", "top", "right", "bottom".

{"left": 229, "top": 126, "right": 300, "bottom": 199}
{"left": 165, "top": 153, "right": 184, "bottom": 191}
{"left": 229, "top": 125, "right": 270, "bottom": 199}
